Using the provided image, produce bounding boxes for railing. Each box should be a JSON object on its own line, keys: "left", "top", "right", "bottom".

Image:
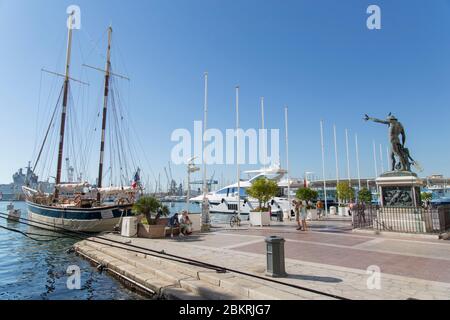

{"left": 352, "top": 204, "right": 450, "bottom": 234}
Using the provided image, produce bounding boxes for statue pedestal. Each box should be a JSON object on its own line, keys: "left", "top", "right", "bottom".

{"left": 376, "top": 171, "right": 423, "bottom": 208}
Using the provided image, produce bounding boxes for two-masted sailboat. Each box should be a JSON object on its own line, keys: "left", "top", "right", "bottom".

{"left": 23, "top": 12, "right": 140, "bottom": 232}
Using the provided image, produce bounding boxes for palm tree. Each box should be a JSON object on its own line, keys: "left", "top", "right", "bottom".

{"left": 132, "top": 196, "right": 168, "bottom": 225}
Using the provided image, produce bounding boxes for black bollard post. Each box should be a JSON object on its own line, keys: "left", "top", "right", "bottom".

{"left": 265, "top": 236, "right": 287, "bottom": 278}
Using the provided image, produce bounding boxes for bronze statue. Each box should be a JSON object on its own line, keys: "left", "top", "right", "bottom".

{"left": 364, "top": 113, "right": 412, "bottom": 172}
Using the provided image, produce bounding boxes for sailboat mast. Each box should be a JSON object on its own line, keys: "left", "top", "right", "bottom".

{"left": 55, "top": 12, "right": 75, "bottom": 199}
{"left": 97, "top": 26, "right": 113, "bottom": 194}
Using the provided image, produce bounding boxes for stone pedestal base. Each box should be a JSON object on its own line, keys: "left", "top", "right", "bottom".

{"left": 376, "top": 171, "right": 423, "bottom": 208}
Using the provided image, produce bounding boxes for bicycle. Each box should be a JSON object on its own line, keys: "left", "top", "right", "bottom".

{"left": 230, "top": 213, "right": 241, "bottom": 228}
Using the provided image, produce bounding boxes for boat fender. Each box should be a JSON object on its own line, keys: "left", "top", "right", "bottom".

{"left": 97, "top": 264, "right": 106, "bottom": 273}
{"left": 66, "top": 247, "right": 75, "bottom": 254}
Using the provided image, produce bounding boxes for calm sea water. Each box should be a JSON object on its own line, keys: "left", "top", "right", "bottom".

{"left": 0, "top": 201, "right": 145, "bottom": 300}
{"left": 0, "top": 201, "right": 233, "bottom": 300}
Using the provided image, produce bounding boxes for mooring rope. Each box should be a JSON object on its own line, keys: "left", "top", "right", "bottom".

{"left": 0, "top": 211, "right": 350, "bottom": 300}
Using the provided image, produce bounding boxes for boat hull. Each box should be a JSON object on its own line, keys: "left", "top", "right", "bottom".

{"left": 26, "top": 201, "right": 133, "bottom": 232}
{"left": 206, "top": 197, "right": 290, "bottom": 216}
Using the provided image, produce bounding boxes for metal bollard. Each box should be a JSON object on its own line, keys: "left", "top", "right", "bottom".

{"left": 277, "top": 211, "right": 283, "bottom": 222}
{"left": 265, "top": 236, "right": 287, "bottom": 278}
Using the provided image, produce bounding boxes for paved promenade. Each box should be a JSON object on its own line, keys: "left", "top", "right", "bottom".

{"left": 75, "top": 218, "right": 450, "bottom": 300}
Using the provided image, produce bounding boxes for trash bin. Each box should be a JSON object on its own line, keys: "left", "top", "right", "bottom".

{"left": 330, "top": 206, "right": 337, "bottom": 215}
{"left": 265, "top": 236, "right": 287, "bottom": 278}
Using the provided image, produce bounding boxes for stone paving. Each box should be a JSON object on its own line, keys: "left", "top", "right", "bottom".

{"left": 78, "top": 217, "right": 450, "bottom": 300}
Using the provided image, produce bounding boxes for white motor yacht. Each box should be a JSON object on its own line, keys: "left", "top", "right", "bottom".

{"left": 190, "top": 165, "right": 293, "bottom": 216}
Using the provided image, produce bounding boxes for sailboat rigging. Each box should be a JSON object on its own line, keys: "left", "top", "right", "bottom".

{"left": 23, "top": 13, "right": 141, "bottom": 232}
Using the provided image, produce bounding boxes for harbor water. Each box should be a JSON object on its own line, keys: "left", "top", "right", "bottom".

{"left": 0, "top": 201, "right": 145, "bottom": 300}
{"left": 0, "top": 201, "right": 235, "bottom": 300}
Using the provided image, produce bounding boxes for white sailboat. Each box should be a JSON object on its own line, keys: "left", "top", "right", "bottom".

{"left": 23, "top": 13, "right": 141, "bottom": 232}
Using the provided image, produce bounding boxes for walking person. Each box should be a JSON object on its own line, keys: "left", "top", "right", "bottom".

{"left": 300, "top": 201, "right": 308, "bottom": 231}
{"left": 316, "top": 200, "right": 324, "bottom": 220}
{"left": 293, "top": 200, "right": 301, "bottom": 230}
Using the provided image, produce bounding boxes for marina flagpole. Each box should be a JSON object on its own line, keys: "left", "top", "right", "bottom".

{"left": 261, "top": 97, "right": 266, "bottom": 169}
{"left": 373, "top": 140, "right": 378, "bottom": 177}
{"left": 285, "top": 106, "right": 291, "bottom": 218}
{"left": 201, "top": 72, "right": 210, "bottom": 231}
{"left": 379, "top": 143, "right": 384, "bottom": 174}
{"left": 320, "top": 120, "right": 328, "bottom": 216}
{"left": 333, "top": 125, "right": 340, "bottom": 184}
{"left": 345, "top": 128, "right": 351, "bottom": 185}
{"left": 333, "top": 125, "right": 340, "bottom": 205}
{"left": 355, "top": 133, "right": 362, "bottom": 190}
{"left": 236, "top": 86, "right": 241, "bottom": 219}
{"left": 386, "top": 147, "right": 390, "bottom": 172}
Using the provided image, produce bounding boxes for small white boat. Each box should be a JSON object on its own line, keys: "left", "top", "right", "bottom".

{"left": 6, "top": 203, "right": 21, "bottom": 221}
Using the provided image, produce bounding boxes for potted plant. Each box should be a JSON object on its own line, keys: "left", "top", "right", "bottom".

{"left": 133, "top": 196, "right": 169, "bottom": 238}
{"left": 358, "top": 188, "right": 373, "bottom": 205}
{"left": 296, "top": 187, "right": 319, "bottom": 220}
{"left": 246, "top": 178, "right": 278, "bottom": 227}
{"left": 421, "top": 192, "right": 432, "bottom": 206}
{"left": 336, "top": 182, "right": 355, "bottom": 216}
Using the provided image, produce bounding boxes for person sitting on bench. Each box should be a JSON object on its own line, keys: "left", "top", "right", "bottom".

{"left": 179, "top": 211, "right": 193, "bottom": 236}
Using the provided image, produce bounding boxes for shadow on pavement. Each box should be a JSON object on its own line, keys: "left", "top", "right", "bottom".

{"left": 287, "top": 274, "right": 343, "bottom": 283}
{"left": 167, "top": 235, "right": 204, "bottom": 243}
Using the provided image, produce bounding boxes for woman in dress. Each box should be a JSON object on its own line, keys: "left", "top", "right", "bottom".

{"left": 300, "top": 201, "right": 308, "bottom": 231}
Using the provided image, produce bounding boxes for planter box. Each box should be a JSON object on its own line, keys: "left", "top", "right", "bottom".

{"left": 138, "top": 223, "right": 166, "bottom": 239}
{"left": 249, "top": 211, "right": 271, "bottom": 227}
{"left": 121, "top": 216, "right": 138, "bottom": 238}
{"left": 339, "top": 206, "right": 350, "bottom": 216}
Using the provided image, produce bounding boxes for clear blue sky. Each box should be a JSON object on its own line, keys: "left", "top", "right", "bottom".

{"left": 1, "top": 0, "right": 450, "bottom": 187}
